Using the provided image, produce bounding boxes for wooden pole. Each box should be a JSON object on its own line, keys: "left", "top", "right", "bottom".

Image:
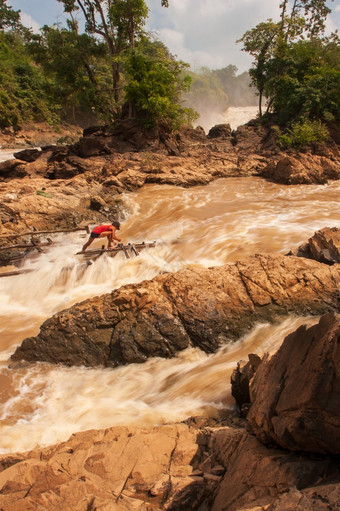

{"left": 0, "top": 269, "right": 34, "bottom": 278}
{"left": 0, "top": 227, "right": 89, "bottom": 239}
{"left": 0, "top": 241, "right": 53, "bottom": 252}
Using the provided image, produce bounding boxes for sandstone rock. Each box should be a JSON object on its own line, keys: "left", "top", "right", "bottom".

{"left": 0, "top": 424, "right": 337, "bottom": 511}
{"left": 293, "top": 227, "right": 340, "bottom": 265}
{"left": 0, "top": 159, "right": 28, "bottom": 180}
{"left": 260, "top": 153, "right": 340, "bottom": 185}
{"left": 11, "top": 254, "right": 340, "bottom": 367}
{"left": 247, "top": 312, "right": 340, "bottom": 454}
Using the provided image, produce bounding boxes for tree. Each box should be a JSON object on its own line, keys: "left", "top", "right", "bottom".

{"left": 28, "top": 25, "right": 110, "bottom": 122}
{"left": 0, "top": 0, "right": 21, "bottom": 31}
{"left": 123, "top": 38, "right": 198, "bottom": 129}
{"left": 238, "top": 21, "right": 280, "bottom": 116}
{"left": 238, "top": 0, "right": 338, "bottom": 123}
{"left": 57, "top": 0, "right": 149, "bottom": 109}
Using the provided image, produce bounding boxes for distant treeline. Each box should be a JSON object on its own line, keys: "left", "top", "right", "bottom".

{"left": 184, "top": 65, "right": 257, "bottom": 117}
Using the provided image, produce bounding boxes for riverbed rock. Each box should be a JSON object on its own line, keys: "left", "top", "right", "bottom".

{"left": 11, "top": 254, "right": 340, "bottom": 368}
{"left": 247, "top": 312, "right": 340, "bottom": 454}
{"left": 292, "top": 227, "right": 340, "bottom": 265}
{"left": 259, "top": 153, "right": 340, "bottom": 184}
{"left": 0, "top": 423, "right": 337, "bottom": 511}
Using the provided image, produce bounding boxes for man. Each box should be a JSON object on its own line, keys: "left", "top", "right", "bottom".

{"left": 82, "top": 221, "right": 121, "bottom": 252}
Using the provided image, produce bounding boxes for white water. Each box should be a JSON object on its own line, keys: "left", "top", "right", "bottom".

{"left": 0, "top": 153, "right": 339, "bottom": 454}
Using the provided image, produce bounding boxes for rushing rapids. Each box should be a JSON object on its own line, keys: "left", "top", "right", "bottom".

{"left": 1, "top": 127, "right": 340, "bottom": 454}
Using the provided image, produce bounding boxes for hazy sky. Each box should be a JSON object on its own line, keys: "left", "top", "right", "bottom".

{"left": 9, "top": 0, "right": 340, "bottom": 73}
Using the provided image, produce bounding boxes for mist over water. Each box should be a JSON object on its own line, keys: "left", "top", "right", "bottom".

{"left": 0, "top": 153, "right": 340, "bottom": 453}
{"left": 194, "top": 105, "right": 258, "bottom": 133}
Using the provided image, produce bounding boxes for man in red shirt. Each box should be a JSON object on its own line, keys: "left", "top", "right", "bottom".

{"left": 82, "top": 221, "right": 121, "bottom": 251}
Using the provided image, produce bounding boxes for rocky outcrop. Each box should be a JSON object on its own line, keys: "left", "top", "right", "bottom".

{"left": 247, "top": 312, "right": 340, "bottom": 454}
{"left": 259, "top": 152, "right": 340, "bottom": 184}
{"left": 11, "top": 254, "right": 340, "bottom": 367}
{"left": 0, "top": 422, "right": 338, "bottom": 511}
{"left": 2, "top": 121, "right": 339, "bottom": 189}
{"left": 292, "top": 226, "right": 340, "bottom": 265}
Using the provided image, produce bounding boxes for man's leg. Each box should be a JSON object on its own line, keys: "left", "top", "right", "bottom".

{"left": 82, "top": 236, "right": 95, "bottom": 252}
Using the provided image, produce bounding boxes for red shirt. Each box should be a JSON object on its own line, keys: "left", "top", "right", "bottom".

{"left": 92, "top": 225, "right": 113, "bottom": 234}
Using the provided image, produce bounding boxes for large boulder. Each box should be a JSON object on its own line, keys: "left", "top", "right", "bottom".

{"left": 11, "top": 254, "right": 340, "bottom": 367}
{"left": 260, "top": 153, "right": 340, "bottom": 184}
{"left": 247, "top": 312, "right": 340, "bottom": 454}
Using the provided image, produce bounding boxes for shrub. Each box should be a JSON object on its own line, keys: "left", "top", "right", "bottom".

{"left": 278, "top": 119, "right": 329, "bottom": 148}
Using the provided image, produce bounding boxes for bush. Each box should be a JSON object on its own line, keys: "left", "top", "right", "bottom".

{"left": 278, "top": 119, "right": 329, "bottom": 148}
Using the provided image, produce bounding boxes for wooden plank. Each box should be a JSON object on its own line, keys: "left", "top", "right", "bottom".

{"left": 128, "top": 243, "right": 139, "bottom": 256}
{"left": 75, "top": 242, "right": 156, "bottom": 257}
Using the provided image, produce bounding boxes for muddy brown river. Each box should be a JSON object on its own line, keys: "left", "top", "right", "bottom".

{"left": 0, "top": 151, "right": 339, "bottom": 454}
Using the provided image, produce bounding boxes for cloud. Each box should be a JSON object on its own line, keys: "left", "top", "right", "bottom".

{"left": 146, "top": 0, "right": 339, "bottom": 72}
{"left": 19, "top": 12, "right": 41, "bottom": 33}
{"left": 146, "top": 0, "right": 281, "bottom": 71}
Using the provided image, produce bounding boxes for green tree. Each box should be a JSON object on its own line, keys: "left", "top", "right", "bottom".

{"left": 0, "top": 0, "right": 21, "bottom": 31}
{"left": 28, "top": 24, "right": 110, "bottom": 122}
{"left": 237, "top": 21, "right": 280, "bottom": 115}
{"left": 123, "top": 38, "right": 198, "bottom": 129}
{"left": 0, "top": 30, "right": 56, "bottom": 127}
{"left": 238, "top": 0, "right": 338, "bottom": 126}
{"left": 57, "top": 0, "right": 149, "bottom": 109}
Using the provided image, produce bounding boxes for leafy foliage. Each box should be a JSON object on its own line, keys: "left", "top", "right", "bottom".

{"left": 278, "top": 119, "right": 329, "bottom": 147}
{"left": 238, "top": 0, "right": 339, "bottom": 130}
{"left": 0, "top": 31, "right": 57, "bottom": 127}
{"left": 123, "top": 39, "right": 198, "bottom": 128}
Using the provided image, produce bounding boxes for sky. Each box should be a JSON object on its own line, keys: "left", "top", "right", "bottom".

{"left": 8, "top": 0, "right": 340, "bottom": 73}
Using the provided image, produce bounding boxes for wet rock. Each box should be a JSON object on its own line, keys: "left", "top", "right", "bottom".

{"left": 11, "top": 254, "right": 340, "bottom": 367}
{"left": 247, "top": 312, "right": 340, "bottom": 454}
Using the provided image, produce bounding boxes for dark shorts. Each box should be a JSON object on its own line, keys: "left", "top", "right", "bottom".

{"left": 90, "top": 232, "right": 100, "bottom": 238}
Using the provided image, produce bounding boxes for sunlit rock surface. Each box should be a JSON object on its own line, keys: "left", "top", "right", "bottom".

{"left": 0, "top": 422, "right": 338, "bottom": 510}
{"left": 292, "top": 226, "right": 340, "bottom": 265}
{"left": 12, "top": 254, "right": 340, "bottom": 367}
{"left": 247, "top": 312, "right": 340, "bottom": 454}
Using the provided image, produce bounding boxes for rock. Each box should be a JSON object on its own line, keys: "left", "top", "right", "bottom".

{"left": 231, "top": 354, "right": 262, "bottom": 416}
{"left": 0, "top": 424, "right": 338, "bottom": 511}
{"left": 207, "top": 428, "right": 338, "bottom": 511}
{"left": 73, "top": 136, "right": 112, "bottom": 158}
{"left": 11, "top": 254, "right": 340, "bottom": 367}
{"left": 13, "top": 148, "right": 42, "bottom": 162}
{"left": 247, "top": 312, "right": 340, "bottom": 454}
{"left": 0, "top": 159, "right": 28, "bottom": 180}
{"left": 293, "top": 227, "right": 340, "bottom": 265}
{"left": 207, "top": 124, "right": 232, "bottom": 139}
{"left": 90, "top": 195, "right": 106, "bottom": 211}
{"left": 260, "top": 153, "right": 340, "bottom": 185}
{"left": 266, "top": 484, "right": 340, "bottom": 511}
